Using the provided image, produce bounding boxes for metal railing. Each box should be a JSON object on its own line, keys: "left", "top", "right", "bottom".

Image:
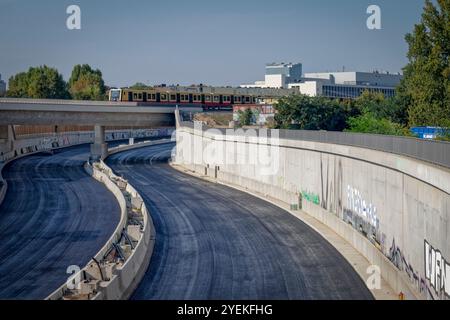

{"left": 278, "top": 130, "right": 450, "bottom": 169}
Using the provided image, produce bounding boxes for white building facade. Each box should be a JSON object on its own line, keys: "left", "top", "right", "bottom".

{"left": 241, "top": 62, "right": 303, "bottom": 89}
{"left": 288, "top": 71, "right": 402, "bottom": 99}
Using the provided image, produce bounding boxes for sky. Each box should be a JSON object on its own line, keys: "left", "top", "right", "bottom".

{"left": 0, "top": 0, "right": 425, "bottom": 88}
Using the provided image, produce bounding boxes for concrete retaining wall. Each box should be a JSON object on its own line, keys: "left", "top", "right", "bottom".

{"left": 0, "top": 128, "right": 173, "bottom": 208}
{"left": 174, "top": 125, "right": 450, "bottom": 300}
{"left": 0, "top": 128, "right": 174, "bottom": 163}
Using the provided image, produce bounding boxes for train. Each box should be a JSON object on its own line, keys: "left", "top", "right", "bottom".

{"left": 108, "top": 87, "right": 260, "bottom": 111}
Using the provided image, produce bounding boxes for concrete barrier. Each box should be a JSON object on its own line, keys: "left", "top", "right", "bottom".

{"left": 108, "top": 138, "right": 174, "bottom": 157}
{"left": 0, "top": 128, "right": 173, "bottom": 209}
{"left": 0, "top": 129, "right": 167, "bottom": 300}
{"left": 174, "top": 124, "right": 450, "bottom": 300}
{"left": 0, "top": 128, "right": 174, "bottom": 163}
{"left": 46, "top": 159, "right": 155, "bottom": 300}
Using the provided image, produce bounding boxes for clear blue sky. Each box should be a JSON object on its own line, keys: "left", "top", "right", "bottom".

{"left": 0, "top": 0, "right": 425, "bottom": 87}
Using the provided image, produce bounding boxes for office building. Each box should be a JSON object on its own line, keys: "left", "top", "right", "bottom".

{"left": 241, "top": 62, "right": 303, "bottom": 89}
{"left": 288, "top": 71, "right": 402, "bottom": 99}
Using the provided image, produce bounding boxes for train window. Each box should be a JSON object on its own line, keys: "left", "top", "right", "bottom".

{"left": 170, "top": 94, "right": 176, "bottom": 101}
{"left": 245, "top": 96, "right": 250, "bottom": 102}
{"left": 133, "top": 93, "right": 138, "bottom": 99}
{"left": 152, "top": 94, "right": 156, "bottom": 100}
{"left": 223, "top": 96, "right": 230, "bottom": 102}
{"left": 213, "top": 96, "right": 220, "bottom": 102}
{"left": 161, "top": 94, "right": 167, "bottom": 100}
{"left": 205, "top": 96, "right": 211, "bottom": 102}
{"left": 235, "top": 96, "right": 241, "bottom": 102}
{"left": 138, "top": 93, "right": 142, "bottom": 99}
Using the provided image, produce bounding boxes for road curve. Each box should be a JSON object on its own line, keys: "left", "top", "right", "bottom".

{"left": 0, "top": 145, "right": 120, "bottom": 299}
{"left": 107, "top": 143, "right": 374, "bottom": 300}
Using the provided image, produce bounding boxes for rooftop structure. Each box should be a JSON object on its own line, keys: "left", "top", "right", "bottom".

{"left": 241, "top": 62, "right": 303, "bottom": 89}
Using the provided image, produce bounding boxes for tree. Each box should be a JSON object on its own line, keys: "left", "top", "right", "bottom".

{"left": 7, "top": 66, "right": 68, "bottom": 99}
{"left": 237, "top": 108, "right": 254, "bottom": 126}
{"left": 129, "top": 82, "right": 150, "bottom": 90}
{"left": 346, "top": 113, "right": 407, "bottom": 136}
{"left": 274, "top": 94, "right": 351, "bottom": 131}
{"left": 398, "top": 0, "right": 450, "bottom": 126}
{"left": 69, "top": 64, "right": 106, "bottom": 100}
{"left": 353, "top": 90, "right": 408, "bottom": 125}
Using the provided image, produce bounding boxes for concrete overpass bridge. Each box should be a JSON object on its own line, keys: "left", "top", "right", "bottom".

{"left": 0, "top": 98, "right": 201, "bottom": 158}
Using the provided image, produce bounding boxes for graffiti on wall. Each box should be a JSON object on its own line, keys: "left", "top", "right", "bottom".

{"left": 425, "top": 240, "right": 450, "bottom": 298}
{"left": 343, "top": 185, "right": 380, "bottom": 242}
{"left": 388, "top": 238, "right": 435, "bottom": 299}
{"left": 314, "top": 153, "right": 449, "bottom": 300}
{"left": 301, "top": 190, "right": 320, "bottom": 205}
{"left": 319, "top": 155, "right": 343, "bottom": 215}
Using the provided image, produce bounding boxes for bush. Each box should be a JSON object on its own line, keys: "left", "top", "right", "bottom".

{"left": 346, "top": 113, "right": 407, "bottom": 136}
{"left": 237, "top": 108, "right": 253, "bottom": 126}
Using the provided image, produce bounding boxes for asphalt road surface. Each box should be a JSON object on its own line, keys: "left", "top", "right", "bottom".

{"left": 0, "top": 144, "right": 120, "bottom": 299}
{"left": 107, "top": 143, "right": 374, "bottom": 300}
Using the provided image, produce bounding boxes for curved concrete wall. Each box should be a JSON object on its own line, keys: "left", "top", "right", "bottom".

{"left": 0, "top": 128, "right": 173, "bottom": 209}
{"left": 47, "top": 160, "right": 155, "bottom": 300}
{"left": 0, "top": 128, "right": 174, "bottom": 163}
{"left": 175, "top": 125, "right": 450, "bottom": 300}
{"left": 0, "top": 129, "right": 169, "bottom": 299}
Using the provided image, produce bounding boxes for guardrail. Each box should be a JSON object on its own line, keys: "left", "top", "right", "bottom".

{"left": 180, "top": 122, "right": 450, "bottom": 170}
{"left": 47, "top": 160, "right": 155, "bottom": 300}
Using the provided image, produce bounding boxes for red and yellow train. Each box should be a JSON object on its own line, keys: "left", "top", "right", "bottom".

{"left": 108, "top": 88, "right": 259, "bottom": 111}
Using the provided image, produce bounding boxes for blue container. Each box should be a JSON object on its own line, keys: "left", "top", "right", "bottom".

{"left": 410, "top": 127, "right": 448, "bottom": 139}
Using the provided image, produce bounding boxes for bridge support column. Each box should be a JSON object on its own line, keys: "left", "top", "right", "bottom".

{"left": 90, "top": 125, "right": 108, "bottom": 160}
{"left": 0, "top": 126, "right": 15, "bottom": 159}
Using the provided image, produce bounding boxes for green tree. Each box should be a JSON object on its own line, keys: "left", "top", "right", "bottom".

{"left": 353, "top": 90, "right": 408, "bottom": 125}
{"left": 346, "top": 113, "right": 407, "bottom": 136}
{"left": 129, "top": 82, "right": 150, "bottom": 90}
{"left": 399, "top": 0, "right": 450, "bottom": 126}
{"left": 69, "top": 64, "right": 106, "bottom": 100}
{"left": 274, "top": 94, "right": 351, "bottom": 131}
{"left": 237, "top": 108, "right": 254, "bottom": 126}
{"left": 7, "top": 66, "right": 68, "bottom": 99}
